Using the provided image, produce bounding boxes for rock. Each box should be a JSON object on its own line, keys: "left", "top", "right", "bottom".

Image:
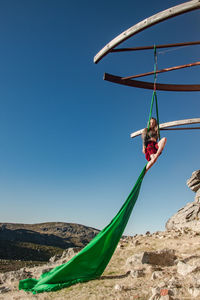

{"left": 130, "top": 268, "right": 145, "bottom": 278}
{"left": 0, "top": 269, "right": 32, "bottom": 284}
{"left": 49, "top": 254, "right": 62, "bottom": 263}
{"left": 158, "top": 282, "right": 168, "bottom": 289}
{"left": 160, "top": 296, "right": 173, "bottom": 300}
{"left": 166, "top": 170, "right": 200, "bottom": 231}
{"left": 160, "top": 289, "right": 168, "bottom": 297}
{"left": 134, "top": 240, "right": 141, "bottom": 246}
{"left": 187, "top": 170, "right": 200, "bottom": 192}
{"left": 150, "top": 286, "right": 160, "bottom": 299}
{"left": 0, "top": 286, "right": 11, "bottom": 294}
{"left": 142, "top": 249, "right": 177, "bottom": 267}
{"left": 114, "top": 284, "right": 123, "bottom": 291}
{"left": 126, "top": 249, "right": 177, "bottom": 270}
{"left": 149, "top": 287, "right": 175, "bottom": 300}
{"left": 41, "top": 267, "right": 53, "bottom": 274}
{"left": 188, "top": 285, "right": 200, "bottom": 298}
{"left": 195, "top": 189, "right": 200, "bottom": 203}
{"left": 61, "top": 248, "right": 76, "bottom": 259}
{"left": 49, "top": 248, "right": 77, "bottom": 265}
{"left": 177, "top": 261, "right": 197, "bottom": 276}
{"left": 151, "top": 271, "right": 164, "bottom": 280}
{"left": 166, "top": 202, "right": 200, "bottom": 231}
{"left": 149, "top": 293, "right": 160, "bottom": 299}
{"left": 155, "top": 231, "right": 162, "bottom": 236}
{"left": 168, "top": 277, "right": 182, "bottom": 289}
{"left": 126, "top": 253, "right": 144, "bottom": 269}
{"left": 49, "top": 248, "right": 76, "bottom": 264}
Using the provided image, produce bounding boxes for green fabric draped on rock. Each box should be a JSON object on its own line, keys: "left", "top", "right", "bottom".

{"left": 19, "top": 166, "right": 146, "bottom": 294}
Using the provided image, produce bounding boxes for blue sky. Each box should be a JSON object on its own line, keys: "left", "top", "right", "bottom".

{"left": 0, "top": 0, "right": 199, "bottom": 235}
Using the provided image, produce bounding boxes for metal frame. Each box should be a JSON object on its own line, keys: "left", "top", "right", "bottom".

{"left": 104, "top": 73, "right": 200, "bottom": 92}
{"left": 130, "top": 118, "right": 200, "bottom": 138}
{"left": 94, "top": 1, "right": 200, "bottom": 91}
{"left": 94, "top": 0, "right": 200, "bottom": 64}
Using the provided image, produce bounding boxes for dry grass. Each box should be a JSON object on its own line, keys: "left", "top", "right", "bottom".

{"left": 2, "top": 230, "right": 200, "bottom": 299}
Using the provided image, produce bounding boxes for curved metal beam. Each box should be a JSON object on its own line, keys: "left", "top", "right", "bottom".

{"left": 104, "top": 73, "right": 200, "bottom": 92}
{"left": 94, "top": 0, "right": 200, "bottom": 64}
{"left": 110, "top": 40, "right": 200, "bottom": 52}
{"left": 130, "top": 118, "right": 200, "bottom": 138}
{"left": 122, "top": 61, "right": 200, "bottom": 80}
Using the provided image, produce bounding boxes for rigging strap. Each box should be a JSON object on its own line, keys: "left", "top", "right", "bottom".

{"left": 147, "top": 45, "right": 160, "bottom": 140}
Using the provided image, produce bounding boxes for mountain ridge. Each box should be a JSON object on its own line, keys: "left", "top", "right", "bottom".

{"left": 0, "top": 222, "right": 99, "bottom": 272}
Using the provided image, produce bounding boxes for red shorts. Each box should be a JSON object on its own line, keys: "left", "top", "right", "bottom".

{"left": 145, "top": 141, "right": 158, "bottom": 161}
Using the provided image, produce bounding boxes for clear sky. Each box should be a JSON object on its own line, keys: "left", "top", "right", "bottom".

{"left": 0, "top": 0, "right": 199, "bottom": 235}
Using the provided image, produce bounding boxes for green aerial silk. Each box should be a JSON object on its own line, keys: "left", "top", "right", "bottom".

{"left": 19, "top": 165, "right": 146, "bottom": 294}
{"left": 147, "top": 45, "right": 160, "bottom": 140}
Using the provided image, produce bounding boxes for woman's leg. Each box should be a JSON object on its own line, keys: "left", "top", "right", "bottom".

{"left": 145, "top": 137, "right": 167, "bottom": 173}
{"left": 156, "top": 137, "right": 167, "bottom": 157}
{"left": 145, "top": 154, "right": 157, "bottom": 172}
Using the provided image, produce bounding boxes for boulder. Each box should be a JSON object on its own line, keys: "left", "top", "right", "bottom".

{"left": 151, "top": 271, "right": 164, "bottom": 280}
{"left": 141, "top": 249, "right": 177, "bottom": 267}
{"left": 130, "top": 268, "right": 145, "bottom": 278}
{"left": 195, "top": 189, "right": 200, "bottom": 203}
{"left": 187, "top": 170, "right": 200, "bottom": 192}
{"left": 0, "top": 286, "right": 11, "bottom": 294}
{"left": 177, "top": 261, "right": 197, "bottom": 276}
{"left": 49, "top": 248, "right": 77, "bottom": 265}
{"left": 126, "top": 252, "right": 144, "bottom": 269}
{"left": 166, "top": 170, "right": 200, "bottom": 231}
{"left": 114, "top": 284, "right": 124, "bottom": 291}
{"left": 126, "top": 249, "right": 176, "bottom": 269}
{"left": 166, "top": 202, "right": 200, "bottom": 231}
{"left": 188, "top": 285, "right": 200, "bottom": 298}
{"left": 149, "top": 287, "right": 174, "bottom": 300}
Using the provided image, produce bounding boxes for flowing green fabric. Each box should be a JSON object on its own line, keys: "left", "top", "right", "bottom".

{"left": 19, "top": 165, "right": 146, "bottom": 294}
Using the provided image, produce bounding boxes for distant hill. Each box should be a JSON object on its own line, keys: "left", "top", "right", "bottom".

{"left": 0, "top": 222, "right": 99, "bottom": 272}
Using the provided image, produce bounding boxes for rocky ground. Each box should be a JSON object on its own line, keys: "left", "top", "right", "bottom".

{"left": 1, "top": 170, "right": 200, "bottom": 299}
{"left": 1, "top": 228, "right": 200, "bottom": 300}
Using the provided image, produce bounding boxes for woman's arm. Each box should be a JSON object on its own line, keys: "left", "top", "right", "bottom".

{"left": 142, "top": 128, "right": 147, "bottom": 153}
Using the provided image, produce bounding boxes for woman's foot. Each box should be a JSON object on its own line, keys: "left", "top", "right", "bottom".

{"left": 145, "top": 155, "right": 158, "bottom": 172}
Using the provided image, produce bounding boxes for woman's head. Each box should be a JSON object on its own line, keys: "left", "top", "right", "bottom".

{"left": 149, "top": 117, "right": 157, "bottom": 128}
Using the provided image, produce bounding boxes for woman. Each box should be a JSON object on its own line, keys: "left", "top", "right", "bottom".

{"left": 142, "top": 117, "right": 167, "bottom": 172}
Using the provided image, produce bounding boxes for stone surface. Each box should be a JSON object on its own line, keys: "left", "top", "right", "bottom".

{"left": 188, "top": 285, "right": 200, "bottom": 298}
{"left": 114, "top": 284, "right": 123, "bottom": 291}
{"left": 130, "top": 268, "right": 145, "bottom": 278}
{"left": 187, "top": 170, "right": 200, "bottom": 192}
{"left": 151, "top": 271, "right": 164, "bottom": 280}
{"left": 126, "top": 252, "right": 144, "bottom": 269}
{"left": 177, "top": 261, "right": 197, "bottom": 276}
{"left": 49, "top": 248, "right": 76, "bottom": 265}
{"left": 0, "top": 286, "right": 11, "bottom": 294}
{"left": 195, "top": 189, "right": 200, "bottom": 203}
{"left": 166, "top": 170, "right": 200, "bottom": 231}
{"left": 149, "top": 287, "right": 174, "bottom": 300}
{"left": 142, "top": 249, "right": 177, "bottom": 267}
{"left": 134, "top": 240, "right": 141, "bottom": 246}
{"left": 166, "top": 202, "right": 200, "bottom": 231}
